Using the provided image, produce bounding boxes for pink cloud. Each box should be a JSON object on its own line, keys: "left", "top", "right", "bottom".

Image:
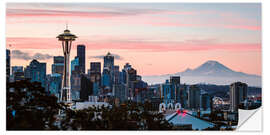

{"left": 7, "top": 9, "right": 127, "bottom": 18}
{"left": 6, "top": 37, "right": 261, "bottom": 52}
{"left": 6, "top": 8, "right": 261, "bottom": 31}
{"left": 224, "top": 25, "right": 261, "bottom": 31}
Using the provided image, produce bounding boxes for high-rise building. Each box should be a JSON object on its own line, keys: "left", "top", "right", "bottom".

{"left": 133, "top": 79, "right": 148, "bottom": 103}
{"left": 113, "top": 65, "right": 120, "bottom": 84}
{"left": 6, "top": 49, "right": 10, "bottom": 82}
{"left": 52, "top": 56, "right": 64, "bottom": 75}
{"left": 47, "top": 73, "right": 62, "bottom": 99}
{"left": 80, "top": 74, "right": 93, "bottom": 101}
{"left": 179, "top": 84, "right": 188, "bottom": 108}
{"left": 103, "top": 52, "right": 114, "bottom": 71}
{"left": 53, "top": 56, "right": 64, "bottom": 64}
{"left": 230, "top": 82, "right": 248, "bottom": 112}
{"left": 13, "top": 72, "right": 25, "bottom": 81}
{"left": 127, "top": 67, "right": 137, "bottom": 100}
{"left": 170, "top": 76, "right": 181, "bottom": 103}
{"left": 188, "top": 85, "right": 201, "bottom": 110}
{"left": 201, "top": 90, "right": 210, "bottom": 111}
{"left": 102, "top": 52, "right": 114, "bottom": 89}
{"left": 124, "top": 63, "right": 131, "bottom": 70}
{"left": 120, "top": 70, "right": 127, "bottom": 84}
{"left": 127, "top": 68, "right": 137, "bottom": 82}
{"left": 113, "top": 84, "right": 126, "bottom": 103}
{"left": 71, "top": 66, "right": 81, "bottom": 98}
{"left": 90, "top": 62, "right": 101, "bottom": 73}
{"left": 24, "top": 66, "right": 31, "bottom": 79}
{"left": 170, "top": 76, "right": 180, "bottom": 85}
{"left": 102, "top": 67, "right": 111, "bottom": 88}
{"left": 11, "top": 66, "right": 24, "bottom": 82}
{"left": 161, "top": 80, "right": 174, "bottom": 105}
{"left": 77, "top": 45, "right": 85, "bottom": 74}
{"left": 25, "top": 59, "right": 46, "bottom": 87}
{"left": 89, "top": 62, "right": 101, "bottom": 87}
{"left": 121, "top": 63, "right": 137, "bottom": 100}
{"left": 71, "top": 57, "right": 81, "bottom": 98}
{"left": 71, "top": 56, "right": 79, "bottom": 72}
{"left": 12, "top": 66, "right": 23, "bottom": 75}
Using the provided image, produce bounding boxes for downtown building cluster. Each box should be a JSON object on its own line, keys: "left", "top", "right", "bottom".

{"left": 6, "top": 47, "right": 251, "bottom": 113}
{"left": 7, "top": 46, "right": 261, "bottom": 129}
{"left": 6, "top": 46, "right": 150, "bottom": 106}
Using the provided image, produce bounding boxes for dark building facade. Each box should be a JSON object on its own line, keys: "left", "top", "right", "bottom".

{"left": 230, "top": 82, "right": 248, "bottom": 112}
{"left": 80, "top": 75, "right": 93, "bottom": 101}
{"left": 46, "top": 73, "right": 62, "bottom": 99}
{"left": 170, "top": 76, "right": 181, "bottom": 103}
{"left": 103, "top": 52, "right": 114, "bottom": 71}
{"left": 77, "top": 45, "right": 86, "bottom": 74}
{"left": 90, "top": 62, "right": 101, "bottom": 73}
{"left": 201, "top": 90, "right": 210, "bottom": 111}
{"left": 53, "top": 56, "right": 64, "bottom": 64}
{"left": 71, "top": 66, "right": 81, "bottom": 93}
{"left": 179, "top": 84, "right": 188, "bottom": 108}
{"left": 113, "top": 65, "right": 120, "bottom": 84}
{"left": 89, "top": 62, "right": 101, "bottom": 85}
{"left": 25, "top": 59, "right": 46, "bottom": 87}
{"left": 188, "top": 85, "right": 201, "bottom": 110}
{"left": 170, "top": 76, "right": 180, "bottom": 85}
{"left": 11, "top": 66, "right": 24, "bottom": 82}
{"left": 52, "top": 56, "right": 64, "bottom": 75}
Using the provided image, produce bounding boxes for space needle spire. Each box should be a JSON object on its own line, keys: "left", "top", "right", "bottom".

{"left": 57, "top": 26, "right": 77, "bottom": 103}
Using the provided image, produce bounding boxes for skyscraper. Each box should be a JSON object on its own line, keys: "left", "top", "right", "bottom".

{"left": 200, "top": 90, "right": 210, "bottom": 111}
{"left": 102, "top": 67, "right": 111, "bottom": 88}
{"left": 71, "top": 57, "right": 80, "bottom": 98}
{"left": 90, "top": 62, "right": 101, "bottom": 84}
{"left": 52, "top": 56, "right": 64, "bottom": 75}
{"left": 230, "top": 82, "right": 248, "bottom": 112}
{"left": 126, "top": 67, "right": 137, "bottom": 100}
{"left": 47, "top": 73, "right": 62, "bottom": 99}
{"left": 77, "top": 45, "right": 85, "bottom": 74}
{"left": 188, "top": 85, "right": 201, "bottom": 110}
{"left": 57, "top": 27, "right": 77, "bottom": 103}
{"left": 170, "top": 76, "right": 180, "bottom": 85}
{"left": 11, "top": 66, "right": 24, "bottom": 82}
{"left": 53, "top": 56, "right": 64, "bottom": 64}
{"left": 71, "top": 56, "right": 79, "bottom": 72}
{"left": 113, "top": 65, "right": 120, "bottom": 84}
{"left": 80, "top": 74, "right": 93, "bottom": 101}
{"left": 170, "top": 76, "right": 180, "bottom": 102}
{"left": 12, "top": 66, "right": 24, "bottom": 76}
{"left": 25, "top": 59, "right": 46, "bottom": 87}
{"left": 6, "top": 49, "right": 10, "bottom": 82}
{"left": 71, "top": 66, "right": 81, "bottom": 100}
{"left": 103, "top": 52, "right": 114, "bottom": 71}
{"left": 180, "top": 84, "right": 188, "bottom": 108}
{"left": 161, "top": 80, "right": 173, "bottom": 105}
{"left": 90, "top": 62, "right": 101, "bottom": 73}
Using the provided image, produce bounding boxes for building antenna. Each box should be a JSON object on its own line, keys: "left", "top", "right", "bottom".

{"left": 66, "top": 21, "right": 68, "bottom": 30}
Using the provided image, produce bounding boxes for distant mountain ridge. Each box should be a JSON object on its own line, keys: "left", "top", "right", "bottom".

{"left": 178, "top": 60, "right": 259, "bottom": 77}
{"left": 142, "top": 60, "right": 261, "bottom": 87}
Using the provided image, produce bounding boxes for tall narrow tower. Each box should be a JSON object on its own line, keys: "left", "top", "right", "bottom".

{"left": 57, "top": 27, "right": 77, "bottom": 103}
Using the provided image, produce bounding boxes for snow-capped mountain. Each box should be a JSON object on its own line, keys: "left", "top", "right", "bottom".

{"left": 142, "top": 60, "right": 261, "bottom": 87}
{"left": 178, "top": 60, "right": 255, "bottom": 77}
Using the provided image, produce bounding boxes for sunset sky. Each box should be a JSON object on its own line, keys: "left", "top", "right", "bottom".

{"left": 6, "top": 3, "right": 261, "bottom": 76}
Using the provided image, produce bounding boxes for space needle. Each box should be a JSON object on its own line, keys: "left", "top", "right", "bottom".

{"left": 57, "top": 25, "right": 77, "bottom": 104}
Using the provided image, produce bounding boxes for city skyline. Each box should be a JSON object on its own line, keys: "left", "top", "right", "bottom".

{"left": 6, "top": 3, "right": 261, "bottom": 76}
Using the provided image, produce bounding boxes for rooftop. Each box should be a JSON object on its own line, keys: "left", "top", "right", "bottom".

{"left": 166, "top": 111, "right": 215, "bottom": 130}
